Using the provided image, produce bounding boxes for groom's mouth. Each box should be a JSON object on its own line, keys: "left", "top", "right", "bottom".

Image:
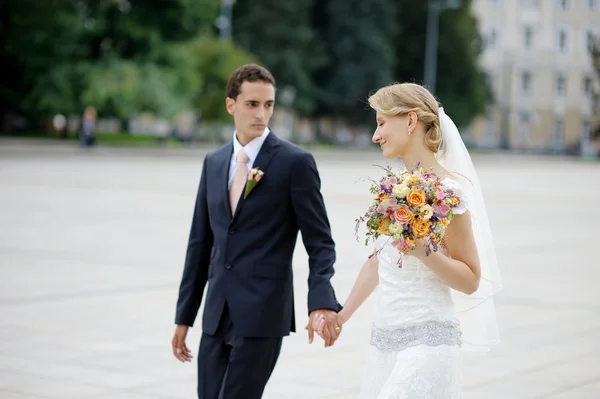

{"left": 252, "top": 124, "right": 265, "bottom": 129}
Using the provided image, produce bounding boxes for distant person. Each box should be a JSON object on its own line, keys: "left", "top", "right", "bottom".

{"left": 52, "top": 114, "right": 67, "bottom": 139}
{"left": 80, "top": 106, "right": 96, "bottom": 148}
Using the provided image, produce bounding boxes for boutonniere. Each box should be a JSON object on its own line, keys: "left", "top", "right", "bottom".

{"left": 244, "top": 167, "right": 264, "bottom": 198}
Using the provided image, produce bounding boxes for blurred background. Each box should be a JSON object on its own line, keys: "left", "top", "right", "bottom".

{"left": 1, "top": 0, "right": 599, "bottom": 157}
{"left": 2, "top": 1, "right": 600, "bottom": 398}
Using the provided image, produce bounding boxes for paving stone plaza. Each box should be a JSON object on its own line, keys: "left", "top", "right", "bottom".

{"left": 1, "top": 140, "right": 599, "bottom": 398}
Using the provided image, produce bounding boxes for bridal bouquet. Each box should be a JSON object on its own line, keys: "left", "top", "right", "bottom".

{"left": 355, "top": 164, "right": 462, "bottom": 261}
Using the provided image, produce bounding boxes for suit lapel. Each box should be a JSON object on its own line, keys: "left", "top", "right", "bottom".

{"left": 231, "top": 132, "right": 280, "bottom": 223}
{"left": 219, "top": 142, "right": 234, "bottom": 219}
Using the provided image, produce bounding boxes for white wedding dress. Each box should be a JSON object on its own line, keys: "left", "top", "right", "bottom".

{"left": 360, "top": 179, "right": 467, "bottom": 399}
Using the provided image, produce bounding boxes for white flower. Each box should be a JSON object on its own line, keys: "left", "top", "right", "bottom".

{"left": 392, "top": 184, "right": 409, "bottom": 199}
{"left": 388, "top": 222, "right": 402, "bottom": 235}
{"left": 420, "top": 204, "right": 434, "bottom": 220}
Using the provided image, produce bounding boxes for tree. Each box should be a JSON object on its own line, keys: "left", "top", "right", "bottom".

{"left": 393, "top": 0, "right": 489, "bottom": 128}
{"left": 311, "top": 0, "right": 398, "bottom": 124}
{"left": 0, "top": 0, "right": 224, "bottom": 126}
{"left": 0, "top": 0, "right": 84, "bottom": 127}
{"left": 232, "top": 0, "right": 329, "bottom": 115}
{"left": 185, "top": 35, "right": 258, "bottom": 122}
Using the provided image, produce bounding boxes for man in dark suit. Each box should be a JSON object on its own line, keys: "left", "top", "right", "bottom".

{"left": 172, "top": 64, "right": 342, "bottom": 399}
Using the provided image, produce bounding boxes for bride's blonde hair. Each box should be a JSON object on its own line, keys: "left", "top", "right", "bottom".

{"left": 368, "top": 83, "right": 443, "bottom": 153}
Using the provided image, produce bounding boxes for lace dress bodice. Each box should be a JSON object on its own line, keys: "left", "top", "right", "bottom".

{"left": 370, "top": 237, "right": 462, "bottom": 351}
{"left": 374, "top": 239, "right": 456, "bottom": 326}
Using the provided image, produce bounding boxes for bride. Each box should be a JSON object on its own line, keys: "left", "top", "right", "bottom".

{"left": 313, "top": 82, "right": 502, "bottom": 398}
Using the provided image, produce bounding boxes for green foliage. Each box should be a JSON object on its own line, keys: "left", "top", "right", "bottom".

{"left": 437, "top": 0, "right": 489, "bottom": 126}
{"left": 311, "top": 0, "right": 399, "bottom": 123}
{"left": 393, "top": 0, "right": 489, "bottom": 128}
{"left": 1, "top": 0, "right": 489, "bottom": 132}
{"left": 81, "top": 60, "right": 194, "bottom": 119}
{"left": 1, "top": 0, "right": 222, "bottom": 120}
{"left": 232, "top": 0, "right": 329, "bottom": 115}
{"left": 184, "top": 35, "right": 258, "bottom": 122}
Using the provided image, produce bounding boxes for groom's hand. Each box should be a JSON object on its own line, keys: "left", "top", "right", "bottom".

{"left": 306, "top": 309, "right": 341, "bottom": 347}
{"left": 172, "top": 324, "right": 193, "bottom": 362}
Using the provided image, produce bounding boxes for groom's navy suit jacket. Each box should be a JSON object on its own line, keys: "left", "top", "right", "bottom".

{"left": 175, "top": 131, "right": 341, "bottom": 338}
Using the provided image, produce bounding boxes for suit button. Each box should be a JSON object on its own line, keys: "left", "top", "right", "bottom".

{"left": 225, "top": 264, "right": 231, "bottom": 270}
{"left": 229, "top": 229, "right": 236, "bottom": 235}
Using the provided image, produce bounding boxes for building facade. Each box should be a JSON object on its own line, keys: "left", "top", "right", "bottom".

{"left": 470, "top": 0, "right": 600, "bottom": 153}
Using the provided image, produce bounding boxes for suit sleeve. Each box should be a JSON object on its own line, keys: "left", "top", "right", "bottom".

{"left": 290, "top": 152, "right": 341, "bottom": 314}
{"left": 175, "top": 156, "right": 214, "bottom": 326}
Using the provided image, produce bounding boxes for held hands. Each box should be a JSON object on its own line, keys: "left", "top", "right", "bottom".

{"left": 305, "top": 309, "right": 346, "bottom": 348}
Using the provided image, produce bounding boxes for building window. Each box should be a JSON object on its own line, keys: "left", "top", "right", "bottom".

{"left": 587, "top": 31, "right": 597, "bottom": 53}
{"left": 558, "top": 29, "right": 568, "bottom": 53}
{"left": 553, "top": 118, "right": 564, "bottom": 148}
{"left": 583, "top": 76, "right": 594, "bottom": 96}
{"left": 485, "top": 28, "right": 498, "bottom": 50}
{"left": 587, "top": 0, "right": 597, "bottom": 11}
{"left": 582, "top": 120, "right": 591, "bottom": 141}
{"left": 521, "top": 0, "right": 539, "bottom": 8}
{"left": 490, "top": 0, "right": 501, "bottom": 7}
{"left": 521, "top": 71, "right": 533, "bottom": 94}
{"left": 484, "top": 72, "right": 494, "bottom": 90}
{"left": 518, "top": 112, "right": 532, "bottom": 146}
{"left": 558, "top": 0, "right": 570, "bottom": 10}
{"left": 524, "top": 26, "right": 534, "bottom": 49}
{"left": 485, "top": 112, "right": 495, "bottom": 143}
{"left": 556, "top": 73, "right": 567, "bottom": 96}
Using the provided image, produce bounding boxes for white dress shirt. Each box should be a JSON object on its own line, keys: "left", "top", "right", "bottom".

{"left": 228, "top": 128, "right": 270, "bottom": 189}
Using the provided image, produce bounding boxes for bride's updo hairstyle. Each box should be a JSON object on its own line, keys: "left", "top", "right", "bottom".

{"left": 368, "top": 83, "right": 444, "bottom": 154}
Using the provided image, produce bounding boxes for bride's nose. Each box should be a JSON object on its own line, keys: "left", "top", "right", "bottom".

{"left": 372, "top": 131, "right": 381, "bottom": 143}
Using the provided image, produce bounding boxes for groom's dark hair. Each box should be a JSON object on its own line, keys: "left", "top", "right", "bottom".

{"left": 226, "top": 64, "right": 276, "bottom": 100}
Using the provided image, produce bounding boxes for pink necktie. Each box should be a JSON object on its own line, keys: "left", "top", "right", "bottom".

{"left": 229, "top": 149, "right": 249, "bottom": 214}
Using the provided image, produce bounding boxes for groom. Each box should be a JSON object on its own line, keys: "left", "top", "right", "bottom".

{"left": 172, "top": 64, "right": 342, "bottom": 399}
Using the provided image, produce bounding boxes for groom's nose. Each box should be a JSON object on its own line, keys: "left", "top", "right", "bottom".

{"left": 255, "top": 107, "right": 265, "bottom": 120}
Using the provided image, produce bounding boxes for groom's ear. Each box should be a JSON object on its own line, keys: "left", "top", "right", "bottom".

{"left": 225, "top": 97, "right": 235, "bottom": 115}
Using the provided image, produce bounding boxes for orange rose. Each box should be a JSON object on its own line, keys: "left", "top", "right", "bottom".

{"left": 410, "top": 218, "right": 431, "bottom": 238}
{"left": 393, "top": 204, "right": 414, "bottom": 224}
{"left": 407, "top": 189, "right": 426, "bottom": 207}
{"left": 376, "top": 217, "right": 391, "bottom": 235}
{"left": 379, "top": 193, "right": 389, "bottom": 200}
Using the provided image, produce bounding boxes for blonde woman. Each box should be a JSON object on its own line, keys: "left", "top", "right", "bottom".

{"left": 314, "top": 83, "right": 502, "bottom": 398}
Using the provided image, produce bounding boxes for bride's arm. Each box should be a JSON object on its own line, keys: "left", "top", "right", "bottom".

{"left": 337, "top": 252, "right": 380, "bottom": 324}
{"left": 415, "top": 211, "right": 481, "bottom": 294}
